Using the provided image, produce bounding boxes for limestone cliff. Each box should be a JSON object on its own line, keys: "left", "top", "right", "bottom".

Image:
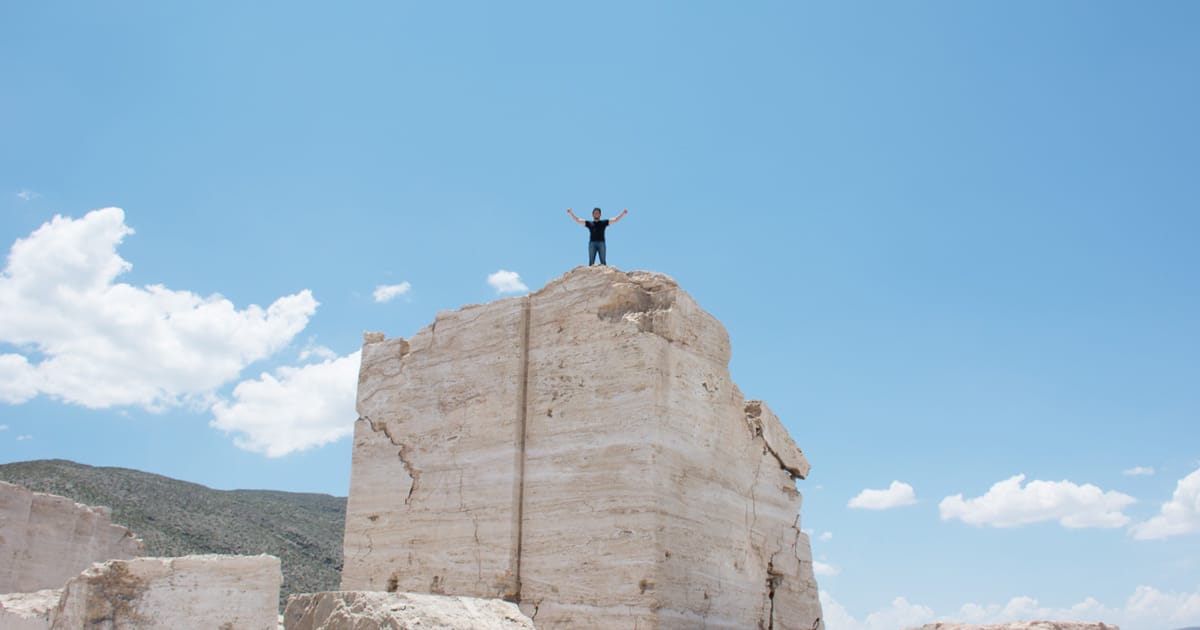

{"left": 343, "top": 266, "right": 822, "bottom": 629}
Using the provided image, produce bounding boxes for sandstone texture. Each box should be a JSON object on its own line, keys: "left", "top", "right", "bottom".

{"left": 0, "top": 589, "right": 61, "bottom": 630}
{"left": 913, "top": 623, "right": 1119, "bottom": 630}
{"left": 50, "top": 554, "right": 281, "bottom": 630}
{"left": 284, "top": 591, "right": 536, "bottom": 630}
{"left": 0, "top": 480, "right": 144, "bottom": 594}
{"left": 344, "top": 265, "right": 821, "bottom": 629}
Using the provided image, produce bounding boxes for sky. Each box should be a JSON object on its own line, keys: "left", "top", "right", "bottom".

{"left": 1, "top": 2, "right": 1198, "bottom": 628}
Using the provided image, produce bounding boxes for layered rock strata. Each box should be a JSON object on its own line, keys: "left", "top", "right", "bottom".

{"left": 285, "top": 591, "right": 536, "bottom": 630}
{"left": 343, "top": 266, "right": 822, "bottom": 629}
{"left": 51, "top": 555, "right": 281, "bottom": 630}
{"left": 0, "top": 480, "right": 144, "bottom": 593}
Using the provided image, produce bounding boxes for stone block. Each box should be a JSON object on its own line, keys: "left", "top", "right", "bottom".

{"left": 284, "top": 591, "right": 535, "bottom": 630}
{"left": 0, "top": 481, "right": 144, "bottom": 594}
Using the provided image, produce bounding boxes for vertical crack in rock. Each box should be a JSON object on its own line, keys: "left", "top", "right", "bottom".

{"left": 745, "top": 402, "right": 803, "bottom": 480}
{"left": 507, "top": 295, "right": 533, "bottom": 603}
{"left": 764, "top": 556, "right": 783, "bottom": 630}
{"left": 365, "top": 416, "right": 420, "bottom": 505}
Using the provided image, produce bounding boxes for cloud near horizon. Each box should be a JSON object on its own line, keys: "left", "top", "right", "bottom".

{"left": 210, "top": 350, "right": 360, "bottom": 457}
{"left": 939, "top": 474, "right": 1136, "bottom": 529}
{"left": 819, "top": 583, "right": 1200, "bottom": 630}
{"left": 848, "top": 481, "right": 917, "bottom": 510}
{"left": 0, "top": 208, "right": 317, "bottom": 410}
{"left": 1131, "top": 467, "right": 1200, "bottom": 540}
{"left": 487, "top": 269, "right": 528, "bottom": 294}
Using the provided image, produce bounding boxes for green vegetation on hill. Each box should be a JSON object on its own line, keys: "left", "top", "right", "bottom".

{"left": 0, "top": 459, "right": 345, "bottom": 605}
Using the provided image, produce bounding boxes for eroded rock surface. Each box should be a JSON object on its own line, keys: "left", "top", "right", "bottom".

{"left": 344, "top": 265, "right": 822, "bottom": 629}
{"left": 50, "top": 555, "right": 281, "bottom": 630}
{"left": 0, "top": 589, "right": 60, "bottom": 630}
{"left": 284, "top": 591, "right": 536, "bottom": 630}
{"left": 0, "top": 480, "right": 144, "bottom": 594}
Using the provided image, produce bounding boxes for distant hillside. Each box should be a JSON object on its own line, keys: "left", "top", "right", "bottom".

{"left": 0, "top": 459, "right": 345, "bottom": 605}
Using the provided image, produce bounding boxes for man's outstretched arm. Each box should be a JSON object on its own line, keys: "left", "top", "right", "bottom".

{"left": 566, "top": 208, "right": 586, "bottom": 225}
{"left": 609, "top": 208, "right": 630, "bottom": 224}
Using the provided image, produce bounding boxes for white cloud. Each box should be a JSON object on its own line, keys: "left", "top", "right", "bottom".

{"left": 939, "top": 474, "right": 1136, "bottom": 528}
{"left": 487, "top": 269, "right": 528, "bottom": 294}
{"left": 15, "top": 190, "right": 39, "bottom": 202}
{"left": 373, "top": 282, "right": 411, "bottom": 303}
{"left": 210, "top": 350, "right": 360, "bottom": 457}
{"left": 0, "top": 208, "right": 317, "bottom": 410}
{"left": 848, "top": 481, "right": 917, "bottom": 510}
{"left": 1123, "top": 466, "right": 1155, "bottom": 476}
{"left": 1131, "top": 467, "right": 1200, "bottom": 540}
{"left": 813, "top": 561, "right": 840, "bottom": 576}
{"left": 15, "top": 434, "right": 32, "bottom": 441}
{"left": 823, "top": 586, "right": 1200, "bottom": 630}
{"left": 298, "top": 342, "right": 338, "bottom": 362}
{"left": 862, "top": 597, "right": 935, "bottom": 630}
{"left": 0, "top": 424, "right": 7, "bottom": 430}
{"left": 819, "top": 531, "right": 833, "bottom": 542}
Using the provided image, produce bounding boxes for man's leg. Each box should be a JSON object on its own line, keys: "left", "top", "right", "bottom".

{"left": 588, "top": 241, "right": 598, "bottom": 265}
{"left": 598, "top": 242, "right": 607, "bottom": 265}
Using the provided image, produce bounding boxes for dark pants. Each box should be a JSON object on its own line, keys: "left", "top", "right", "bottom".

{"left": 588, "top": 241, "right": 607, "bottom": 265}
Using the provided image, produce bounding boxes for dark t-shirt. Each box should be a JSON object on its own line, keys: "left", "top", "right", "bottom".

{"left": 585, "top": 219, "right": 610, "bottom": 242}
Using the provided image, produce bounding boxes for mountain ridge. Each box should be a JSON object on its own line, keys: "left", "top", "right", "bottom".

{"left": 0, "top": 458, "right": 344, "bottom": 605}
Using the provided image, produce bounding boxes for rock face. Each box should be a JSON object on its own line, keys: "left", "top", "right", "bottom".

{"left": 916, "top": 619, "right": 1113, "bottom": 624}
{"left": 51, "top": 555, "right": 281, "bottom": 630}
{"left": 284, "top": 591, "right": 536, "bottom": 630}
{"left": 0, "top": 589, "right": 61, "bottom": 630}
{"left": 343, "top": 266, "right": 822, "bottom": 629}
{"left": 0, "top": 480, "right": 144, "bottom": 594}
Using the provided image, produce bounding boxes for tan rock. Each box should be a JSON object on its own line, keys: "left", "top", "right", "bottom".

{"left": 343, "top": 265, "right": 822, "bottom": 629}
{"left": 0, "top": 481, "right": 144, "bottom": 594}
{"left": 50, "top": 555, "right": 281, "bottom": 630}
{"left": 0, "top": 589, "right": 60, "bottom": 630}
{"left": 284, "top": 591, "right": 535, "bottom": 630}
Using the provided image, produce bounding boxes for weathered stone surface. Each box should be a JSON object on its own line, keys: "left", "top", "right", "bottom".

{"left": 284, "top": 591, "right": 535, "bottom": 630}
{"left": 0, "top": 589, "right": 60, "bottom": 630}
{"left": 913, "top": 623, "right": 1118, "bottom": 630}
{"left": 50, "top": 555, "right": 281, "bottom": 630}
{"left": 343, "top": 265, "right": 821, "bottom": 629}
{"left": 0, "top": 480, "right": 144, "bottom": 594}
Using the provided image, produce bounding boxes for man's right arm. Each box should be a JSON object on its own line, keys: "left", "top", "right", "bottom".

{"left": 566, "top": 208, "right": 585, "bottom": 225}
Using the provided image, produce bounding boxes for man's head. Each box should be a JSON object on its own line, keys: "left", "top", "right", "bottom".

{"left": 592, "top": 208, "right": 602, "bottom": 219}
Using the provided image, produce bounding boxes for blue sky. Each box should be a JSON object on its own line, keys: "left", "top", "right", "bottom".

{"left": 1, "top": 2, "right": 1198, "bottom": 628}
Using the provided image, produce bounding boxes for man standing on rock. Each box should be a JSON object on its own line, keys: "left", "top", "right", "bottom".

{"left": 567, "top": 207, "right": 629, "bottom": 266}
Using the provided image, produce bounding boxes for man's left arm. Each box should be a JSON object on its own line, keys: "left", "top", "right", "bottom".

{"left": 609, "top": 208, "right": 630, "bottom": 224}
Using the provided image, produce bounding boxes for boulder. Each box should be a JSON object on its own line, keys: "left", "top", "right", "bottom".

{"left": 284, "top": 591, "right": 535, "bottom": 630}
{"left": 50, "top": 555, "right": 281, "bottom": 630}
{"left": 343, "top": 266, "right": 822, "bottom": 629}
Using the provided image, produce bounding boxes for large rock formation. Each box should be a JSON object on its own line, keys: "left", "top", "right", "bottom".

{"left": 0, "top": 480, "right": 144, "bottom": 594}
{"left": 51, "top": 555, "right": 281, "bottom": 630}
{"left": 343, "top": 266, "right": 821, "bottom": 629}
{"left": 285, "top": 591, "right": 536, "bottom": 630}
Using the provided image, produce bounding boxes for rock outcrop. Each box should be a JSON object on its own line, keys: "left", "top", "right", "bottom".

{"left": 0, "top": 480, "right": 144, "bottom": 594}
{"left": 0, "top": 589, "right": 60, "bottom": 630}
{"left": 285, "top": 591, "right": 536, "bottom": 630}
{"left": 343, "top": 266, "right": 822, "bottom": 629}
{"left": 916, "top": 619, "right": 1113, "bottom": 624}
{"left": 51, "top": 555, "right": 281, "bottom": 630}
